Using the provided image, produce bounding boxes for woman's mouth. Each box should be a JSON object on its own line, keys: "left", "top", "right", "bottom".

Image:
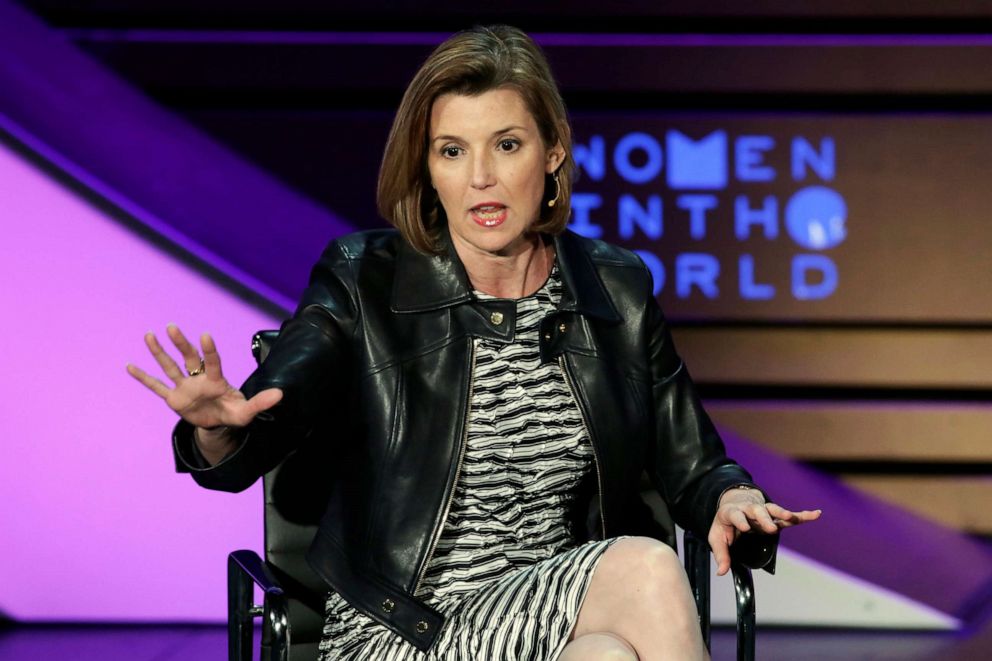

{"left": 470, "top": 205, "right": 508, "bottom": 228}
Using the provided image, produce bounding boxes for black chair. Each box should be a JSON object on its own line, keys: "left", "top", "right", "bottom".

{"left": 228, "top": 331, "right": 760, "bottom": 661}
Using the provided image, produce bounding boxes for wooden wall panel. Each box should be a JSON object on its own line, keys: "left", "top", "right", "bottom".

{"left": 708, "top": 402, "right": 992, "bottom": 461}
{"left": 673, "top": 327, "right": 992, "bottom": 389}
{"left": 839, "top": 476, "right": 992, "bottom": 534}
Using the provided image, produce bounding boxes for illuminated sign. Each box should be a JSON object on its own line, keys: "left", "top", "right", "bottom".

{"left": 568, "top": 130, "right": 846, "bottom": 302}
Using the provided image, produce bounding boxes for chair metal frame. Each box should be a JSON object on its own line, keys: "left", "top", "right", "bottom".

{"left": 684, "top": 530, "right": 756, "bottom": 661}
{"left": 229, "top": 550, "right": 290, "bottom": 661}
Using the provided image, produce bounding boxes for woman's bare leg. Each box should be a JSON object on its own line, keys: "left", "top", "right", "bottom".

{"left": 561, "top": 536, "right": 709, "bottom": 661}
{"left": 558, "top": 632, "right": 638, "bottom": 660}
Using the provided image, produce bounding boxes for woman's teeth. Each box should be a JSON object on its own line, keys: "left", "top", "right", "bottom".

{"left": 474, "top": 207, "right": 505, "bottom": 225}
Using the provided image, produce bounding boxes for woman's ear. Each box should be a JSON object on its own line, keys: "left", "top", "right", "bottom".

{"left": 546, "top": 141, "right": 566, "bottom": 173}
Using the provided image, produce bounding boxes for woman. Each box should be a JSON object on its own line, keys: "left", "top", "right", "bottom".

{"left": 128, "top": 25, "right": 819, "bottom": 661}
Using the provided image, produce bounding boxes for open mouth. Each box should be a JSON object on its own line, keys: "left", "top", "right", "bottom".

{"left": 470, "top": 205, "right": 508, "bottom": 227}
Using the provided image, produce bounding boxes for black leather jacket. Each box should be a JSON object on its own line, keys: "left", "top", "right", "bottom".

{"left": 173, "top": 228, "right": 774, "bottom": 651}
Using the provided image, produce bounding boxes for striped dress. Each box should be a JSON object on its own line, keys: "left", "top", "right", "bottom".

{"left": 317, "top": 266, "right": 615, "bottom": 661}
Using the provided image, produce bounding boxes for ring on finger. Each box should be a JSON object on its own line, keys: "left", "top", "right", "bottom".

{"left": 187, "top": 358, "right": 206, "bottom": 377}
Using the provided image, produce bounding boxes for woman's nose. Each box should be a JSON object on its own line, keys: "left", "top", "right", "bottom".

{"left": 470, "top": 153, "right": 496, "bottom": 189}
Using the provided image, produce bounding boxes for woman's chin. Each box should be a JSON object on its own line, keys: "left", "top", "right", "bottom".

{"left": 451, "top": 224, "right": 534, "bottom": 257}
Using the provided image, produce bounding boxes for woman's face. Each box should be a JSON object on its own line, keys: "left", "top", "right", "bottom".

{"left": 427, "top": 87, "right": 564, "bottom": 260}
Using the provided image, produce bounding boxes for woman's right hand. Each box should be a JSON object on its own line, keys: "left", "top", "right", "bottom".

{"left": 127, "top": 324, "right": 283, "bottom": 455}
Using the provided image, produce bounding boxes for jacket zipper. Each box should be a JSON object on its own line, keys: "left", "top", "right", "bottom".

{"left": 559, "top": 354, "right": 608, "bottom": 539}
{"left": 413, "top": 339, "right": 476, "bottom": 594}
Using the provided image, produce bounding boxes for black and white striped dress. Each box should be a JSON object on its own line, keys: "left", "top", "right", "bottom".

{"left": 317, "top": 266, "right": 615, "bottom": 660}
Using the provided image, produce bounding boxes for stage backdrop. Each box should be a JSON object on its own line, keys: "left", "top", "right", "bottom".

{"left": 2, "top": 0, "right": 991, "bottom": 632}
{"left": 567, "top": 114, "right": 992, "bottom": 324}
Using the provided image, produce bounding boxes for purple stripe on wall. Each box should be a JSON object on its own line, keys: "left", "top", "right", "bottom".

{"left": 0, "top": 0, "right": 355, "bottom": 309}
{"left": 721, "top": 426, "right": 992, "bottom": 623}
{"left": 61, "top": 29, "right": 992, "bottom": 48}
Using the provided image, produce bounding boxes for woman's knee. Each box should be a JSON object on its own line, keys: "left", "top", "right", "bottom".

{"left": 577, "top": 536, "right": 696, "bottom": 636}
{"left": 604, "top": 537, "right": 685, "bottom": 588}
{"left": 590, "top": 537, "right": 695, "bottom": 619}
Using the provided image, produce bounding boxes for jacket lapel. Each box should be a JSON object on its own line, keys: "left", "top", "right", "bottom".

{"left": 554, "top": 230, "right": 623, "bottom": 323}
{"left": 390, "top": 226, "right": 622, "bottom": 324}
{"left": 390, "top": 228, "right": 472, "bottom": 313}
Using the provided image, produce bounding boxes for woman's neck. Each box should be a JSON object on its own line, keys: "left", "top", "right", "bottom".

{"left": 454, "top": 233, "right": 553, "bottom": 299}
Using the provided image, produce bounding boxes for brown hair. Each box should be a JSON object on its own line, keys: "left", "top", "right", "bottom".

{"left": 377, "top": 25, "right": 574, "bottom": 254}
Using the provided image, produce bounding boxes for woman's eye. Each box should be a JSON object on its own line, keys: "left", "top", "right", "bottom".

{"left": 442, "top": 146, "right": 461, "bottom": 158}
{"left": 498, "top": 139, "right": 519, "bottom": 152}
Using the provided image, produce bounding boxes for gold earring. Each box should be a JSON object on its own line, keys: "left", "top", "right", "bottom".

{"left": 547, "top": 172, "right": 561, "bottom": 208}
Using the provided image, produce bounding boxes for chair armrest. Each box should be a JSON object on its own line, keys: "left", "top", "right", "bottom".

{"left": 732, "top": 531, "right": 778, "bottom": 573}
{"left": 230, "top": 549, "right": 286, "bottom": 596}
{"left": 228, "top": 550, "right": 290, "bottom": 661}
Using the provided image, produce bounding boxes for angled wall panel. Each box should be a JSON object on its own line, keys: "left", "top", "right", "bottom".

{"left": 0, "top": 137, "right": 277, "bottom": 621}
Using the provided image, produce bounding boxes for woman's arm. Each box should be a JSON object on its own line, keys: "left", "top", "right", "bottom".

{"left": 162, "top": 239, "right": 359, "bottom": 492}
{"left": 190, "top": 240, "right": 357, "bottom": 490}
{"left": 640, "top": 269, "right": 820, "bottom": 572}
{"left": 193, "top": 426, "right": 240, "bottom": 465}
{"left": 642, "top": 291, "right": 756, "bottom": 538}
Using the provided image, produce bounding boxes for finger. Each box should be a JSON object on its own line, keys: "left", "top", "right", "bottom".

{"left": 126, "top": 363, "right": 171, "bottom": 398}
{"left": 143, "top": 332, "right": 185, "bottom": 384}
{"left": 727, "top": 509, "right": 752, "bottom": 534}
{"left": 245, "top": 388, "right": 283, "bottom": 416}
{"left": 166, "top": 323, "right": 202, "bottom": 372}
{"left": 223, "top": 388, "right": 284, "bottom": 427}
{"left": 745, "top": 504, "right": 780, "bottom": 534}
{"left": 766, "top": 503, "right": 801, "bottom": 525}
{"left": 200, "top": 332, "right": 224, "bottom": 382}
{"left": 708, "top": 530, "right": 731, "bottom": 576}
{"left": 775, "top": 509, "right": 823, "bottom": 527}
{"left": 766, "top": 504, "right": 823, "bottom": 527}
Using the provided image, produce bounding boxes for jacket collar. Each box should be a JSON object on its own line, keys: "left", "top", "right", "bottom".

{"left": 391, "top": 226, "right": 621, "bottom": 322}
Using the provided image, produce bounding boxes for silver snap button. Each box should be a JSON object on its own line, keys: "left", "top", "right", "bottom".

{"left": 490, "top": 311, "right": 504, "bottom": 325}
{"left": 381, "top": 598, "right": 395, "bottom": 613}
{"left": 416, "top": 620, "right": 429, "bottom": 633}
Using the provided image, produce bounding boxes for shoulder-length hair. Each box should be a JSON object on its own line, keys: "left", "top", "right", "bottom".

{"left": 377, "top": 25, "right": 574, "bottom": 255}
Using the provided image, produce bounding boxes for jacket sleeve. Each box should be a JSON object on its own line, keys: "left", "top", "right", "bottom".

{"left": 643, "top": 290, "right": 778, "bottom": 570}
{"left": 172, "top": 239, "right": 359, "bottom": 493}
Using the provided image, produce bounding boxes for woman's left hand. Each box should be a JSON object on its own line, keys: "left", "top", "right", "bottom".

{"left": 708, "top": 487, "right": 821, "bottom": 576}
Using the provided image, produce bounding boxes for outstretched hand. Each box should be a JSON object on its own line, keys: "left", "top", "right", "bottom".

{"left": 126, "top": 324, "right": 283, "bottom": 433}
{"left": 708, "top": 487, "right": 821, "bottom": 576}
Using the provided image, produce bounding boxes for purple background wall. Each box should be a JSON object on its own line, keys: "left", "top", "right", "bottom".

{"left": 0, "top": 139, "right": 275, "bottom": 620}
